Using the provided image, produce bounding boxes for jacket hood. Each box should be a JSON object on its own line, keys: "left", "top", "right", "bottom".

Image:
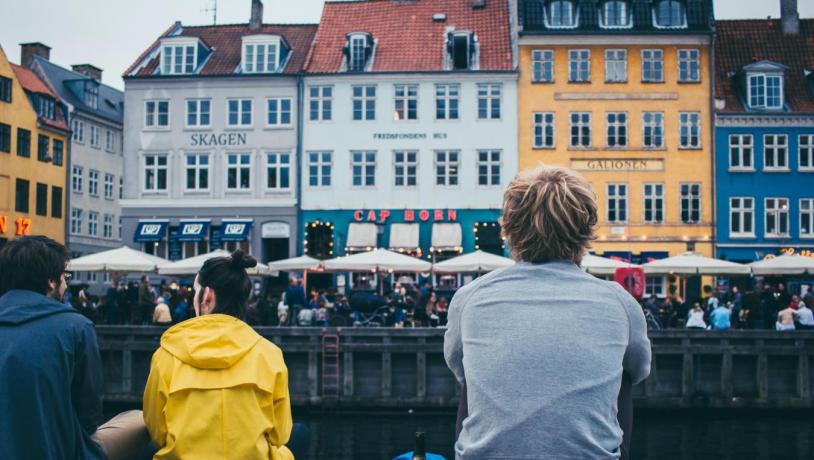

{"left": 0, "top": 290, "right": 81, "bottom": 325}
{"left": 160, "top": 314, "right": 262, "bottom": 370}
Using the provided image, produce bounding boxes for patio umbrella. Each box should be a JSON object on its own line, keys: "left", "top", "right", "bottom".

{"left": 432, "top": 250, "right": 515, "bottom": 273}
{"left": 267, "top": 255, "right": 323, "bottom": 272}
{"left": 158, "top": 250, "right": 278, "bottom": 277}
{"left": 323, "top": 248, "right": 431, "bottom": 273}
{"left": 580, "top": 253, "right": 638, "bottom": 276}
{"left": 749, "top": 254, "right": 814, "bottom": 275}
{"left": 66, "top": 246, "right": 168, "bottom": 273}
{"left": 642, "top": 252, "right": 751, "bottom": 276}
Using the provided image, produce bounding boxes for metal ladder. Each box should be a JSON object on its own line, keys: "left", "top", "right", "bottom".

{"left": 321, "top": 330, "right": 340, "bottom": 400}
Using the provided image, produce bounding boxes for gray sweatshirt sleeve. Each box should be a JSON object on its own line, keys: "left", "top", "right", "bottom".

{"left": 617, "top": 288, "right": 652, "bottom": 385}
{"left": 444, "top": 283, "right": 476, "bottom": 384}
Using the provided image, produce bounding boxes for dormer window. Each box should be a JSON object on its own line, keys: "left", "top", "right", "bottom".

{"left": 601, "top": 1, "right": 631, "bottom": 28}
{"left": 84, "top": 82, "right": 99, "bottom": 109}
{"left": 547, "top": 1, "right": 578, "bottom": 29}
{"left": 654, "top": 0, "right": 687, "bottom": 29}
{"left": 242, "top": 35, "right": 288, "bottom": 73}
{"left": 344, "top": 33, "right": 374, "bottom": 72}
{"left": 748, "top": 74, "right": 784, "bottom": 110}
{"left": 161, "top": 37, "right": 200, "bottom": 75}
{"left": 447, "top": 31, "right": 475, "bottom": 70}
{"left": 37, "top": 95, "right": 56, "bottom": 120}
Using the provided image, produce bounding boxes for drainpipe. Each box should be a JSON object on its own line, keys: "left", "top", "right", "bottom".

{"left": 295, "top": 75, "right": 304, "bottom": 257}
{"left": 709, "top": 21, "right": 717, "bottom": 260}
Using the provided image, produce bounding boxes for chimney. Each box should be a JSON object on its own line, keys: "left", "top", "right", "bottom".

{"left": 72, "top": 64, "right": 103, "bottom": 82}
{"left": 249, "top": 0, "right": 263, "bottom": 31}
{"left": 780, "top": 0, "right": 799, "bottom": 35}
{"left": 20, "top": 42, "right": 51, "bottom": 68}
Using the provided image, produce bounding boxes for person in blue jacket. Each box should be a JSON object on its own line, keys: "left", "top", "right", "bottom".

{"left": 0, "top": 236, "right": 150, "bottom": 460}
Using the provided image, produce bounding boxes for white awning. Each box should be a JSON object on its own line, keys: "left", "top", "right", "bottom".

{"left": 431, "top": 223, "right": 462, "bottom": 250}
{"left": 642, "top": 252, "right": 751, "bottom": 276}
{"left": 346, "top": 223, "right": 378, "bottom": 250}
{"left": 749, "top": 254, "right": 814, "bottom": 275}
{"left": 159, "top": 250, "right": 277, "bottom": 277}
{"left": 389, "top": 223, "right": 420, "bottom": 249}
{"left": 433, "top": 250, "right": 515, "bottom": 273}
{"left": 324, "top": 248, "right": 432, "bottom": 273}
{"left": 66, "top": 246, "right": 168, "bottom": 273}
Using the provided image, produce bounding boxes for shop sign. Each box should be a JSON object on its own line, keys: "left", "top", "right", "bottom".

{"left": 0, "top": 216, "right": 32, "bottom": 236}
{"left": 571, "top": 158, "right": 664, "bottom": 172}
{"left": 189, "top": 132, "right": 247, "bottom": 146}
{"left": 778, "top": 248, "right": 814, "bottom": 258}
{"left": 372, "top": 132, "right": 448, "bottom": 140}
{"left": 353, "top": 209, "right": 458, "bottom": 223}
{"left": 262, "top": 222, "right": 291, "bottom": 238}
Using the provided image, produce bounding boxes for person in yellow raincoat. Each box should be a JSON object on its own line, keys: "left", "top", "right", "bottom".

{"left": 143, "top": 250, "right": 301, "bottom": 459}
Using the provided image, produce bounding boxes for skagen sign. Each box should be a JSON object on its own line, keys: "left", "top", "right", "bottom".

{"left": 571, "top": 158, "right": 664, "bottom": 172}
{"left": 190, "top": 132, "right": 247, "bottom": 146}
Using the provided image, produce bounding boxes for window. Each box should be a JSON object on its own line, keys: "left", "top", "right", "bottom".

{"left": 72, "top": 120, "right": 84, "bottom": 143}
{"left": 88, "top": 170, "right": 99, "bottom": 197}
{"left": 0, "top": 76, "right": 11, "bottom": 102}
{"left": 185, "top": 153, "right": 209, "bottom": 191}
{"left": 678, "top": 49, "right": 700, "bottom": 82}
{"left": 70, "top": 208, "right": 83, "bottom": 235}
{"left": 764, "top": 134, "right": 788, "bottom": 170}
{"left": 641, "top": 49, "right": 664, "bottom": 82}
{"left": 642, "top": 112, "right": 664, "bottom": 148}
{"left": 84, "top": 83, "right": 99, "bottom": 109}
{"left": 477, "top": 150, "right": 501, "bottom": 186}
{"left": 601, "top": 1, "right": 631, "bottom": 28}
{"left": 52, "top": 139, "right": 63, "bottom": 166}
{"left": 605, "top": 49, "right": 627, "bottom": 82}
{"left": 89, "top": 125, "right": 100, "bottom": 148}
{"left": 0, "top": 123, "right": 9, "bottom": 153}
{"left": 645, "top": 277, "right": 666, "bottom": 298}
{"left": 119, "top": 177, "right": 123, "bottom": 199}
{"left": 570, "top": 112, "right": 591, "bottom": 147}
{"left": 679, "top": 112, "right": 701, "bottom": 148}
{"left": 144, "top": 154, "right": 168, "bottom": 191}
{"left": 643, "top": 183, "right": 664, "bottom": 223}
{"left": 37, "top": 135, "right": 49, "bottom": 162}
{"left": 88, "top": 212, "right": 98, "bottom": 236}
{"left": 548, "top": 0, "right": 577, "bottom": 28}
{"left": 435, "top": 84, "right": 460, "bottom": 120}
{"left": 477, "top": 84, "right": 501, "bottom": 119}
{"left": 748, "top": 74, "right": 783, "bottom": 110}
{"left": 307, "top": 152, "right": 332, "bottom": 187}
{"left": 654, "top": 0, "right": 686, "bottom": 28}
{"left": 568, "top": 50, "right": 590, "bottom": 82}
{"left": 531, "top": 50, "right": 554, "bottom": 83}
{"left": 607, "top": 183, "right": 628, "bottom": 223}
{"left": 38, "top": 96, "right": 55, "bottom": 120}
{"left": 145, "top": 101, "right": 169, "bottom": 128}
{"left": 800, "top": 135, "right": 814, "bottom": 170}
{"left": 266, "top": 153, "right": 290, "bottom": 189}
{"left": 533, "top": 112, "right": 555, "bottom": 148}
{"left": 348, "top": 33, "right": 372, "bottom": 72}
{"left": 15, "top": 178, "right": 29, "bottom": 213}
{"left": 765, "top": 198, "right": 789, "bottom": 237}
{"left": 103, "top": 214, "right": 113, "bottom": 239}
{"left": 606, "top": 112, "right": 627, "bottom": 147}
{"left": 730, "top": 197, "right": 754, "bottom": 237}
{"left": 226, "top": 154, "right": 252, "bottom": 190}
{"left": 72, "top": 166, "right": 83, "bottom": 193}
{"left": 51, "top": 186, "right": 62, "bottom": 218}
{"left": 435, "top": 151, "right": 459, "bottom": 186}
{"left": 394, "top": 85, "right": 418, "bottom": 121}
{"left": 394, "top": 151, "right": 418, "bottom": 187}
{"left": 729, "top": 135, "right": 753, "bottom": 170}
{"left": 162, "top": 44, "right": 196, "bottom": 75}
{"left": 308, "top": 86, "right": 332, "bottom": 121}
{"left": 266, "top": 98, "right": 292, "bottom": 126}
{"left": 186, "top": 99, "right": 211, "bottom": 127}
{"left": 16, "top": 128, "right": 30, "bottom": 157}
{"left": 450, "top": 32, "right": 474, "bottom": 70}
{"left": 35, "top": 183, "right": 47, "bottom": 216}
{"left": 104, "top": 174, "right": 114, "bottom": 199}
{"left": 243, "top": 42, "right": 280, "bottom": 73}
{"left": 351, "top": 151, "right": 376, "bottom": 186}
{"left": 801, "top": 199, "right": 814, "bottom": 238}
{"left": 352, "top": 86, "right": 376, "bottom": 121}
{"left": 105, "top": 130, "right": 115, "bottom": 152}
{"left": 227, "top": 99, "right": 252, "bottom": 127}
{"left": 680, "top": 183, "right": 701, "bottom": 224}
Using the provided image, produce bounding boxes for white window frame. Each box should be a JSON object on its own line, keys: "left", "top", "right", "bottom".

{"left": 70, "top": 208, "right": 83, "bottom": 235}
{"left": 642, "top": 112, "right": 664, "bottom": 148}
{"left": 607, "top": 183, "right": 628, "bottom": 224}
{"left": 435, "top": 150, "right": 460, "bottom": 186}
{"left": 645, "top": 276, "right": 666, "bottom": 298}
{"left": 531, "top": 49, "right": 554, "bottom": 83}
{"left": 72, "top": 119, "right": 84, "bottom": 143}
{"left": 801, "top": 198, "right": 814, "bottom": 239}
{"left": 605, "top": 49, "right": 627, "bottom": 83}
{"left": 88, "top": 211, "right": 98, "bottom": 237}
{"left": 266, "top": 97, "right": 293, "bottom": 127}
{"left": 185, "top": 98, "right": 211, "bottom": 128}
{"left": 226, "top": 98, "right": 253, "bottom": 128}
{"left": 103, "top": 174, "right": 114, "bottom": 200}
{"left": 393, "top": 150, "right": 418, "bottom": 187}
{"left": 161, "top": 42, "right": 197, "bottom": 75}
{"left": 641, "top": 49, "right": 664, "bottom": 83}
{"left": 728, "top": 134, "right": 754, "bottom": 171}
{"left": 748, "top": 74, "right": 784, "bottom": 110}
{"left": 394, "top": 84, "right": 418, "bottom": 121}
{"left": 143, "top": 153, "right": 168, "bottom": 192}
{"left": 765, "top": 197, "right": 790, "bottom": 238}
{"left": 569, "top": 112, "right": 592, "bottom": 147}
{"left": 71, "top": 165, "right": 83, "bottom": 193}
{"left": 798, "top": 134, "right": 814, "bottom": 171}
{"left": 546, "top": 0, "right": 579, "bottom": 29}
{"left": 348, "top": 33, "right": 369, "bottom": 72}
{"left": 105, "top": 130, "right": 115, "bottom": 152}
{"left": 653, "top": 0, "right": 687, "bottom": 29}
{"left": 308, "top": 86, "right": 333, "bottom": 122}
{"left": 225, "top": 153, "right": 253, "bottom": 191}
{"left": 601, "top": 1, "right": 632, "bottom": 28}
{"left": 89, "top": 125, "right": 100, "bottom": 149}
{"left": 265, "top": 152, "right": 291, "bottom": 190}
{"left": 677, "top": 49, "right": 700, "bottom": 83}
{"left": 680, "top": 183, "right": 701, "bottom": 224}
{"left": 643, "top": 183, "right": 664, "bottom": 224}
{"left": 533, "top": 112, "right": 556, "bottom": 149}
{"left": 88, "top": 170, "right": 99, "bottom": 197}
{"left": 729, "top": 197, "right": 755, "bottom": 238}
{"left": 477, "top": 150, "right": 502, "bottom": 187}
{"left": 763, "top": 134, "right": 789, "bottom": 171}
{"left": 606, "top": 112, "right": 628, "bottom": 147}
{"left": 242, "top": 37, "right": 282, "bottom": 74}
{"left": 144, "top": 100, "right": 169, "bottom": 128}
{"left": 679, "top": 112, "right": 701, "bottom": 149}
{"left": 307, "top": 151, "right": 332, "bottom": 188}
{"left": 103, "top": 214, "right": 113, "bottom": 239}
{"left": 435, "top": 84, "right": 460, "bottom": 120}
{"left": 184, "top": 153, "right": 210, "bottom": 192}
{"left": 568, "top": 49, "right": 591, "bottom": 82}
{"left": 352, "top": 85, "right": 376, "bottom": 121}
{"left": 351, "top": 150, "right": 377, "bottom": 187}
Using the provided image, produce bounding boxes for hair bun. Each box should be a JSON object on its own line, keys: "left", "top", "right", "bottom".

{"left": 230, "top": 249, "right": 258, "bottom": 270}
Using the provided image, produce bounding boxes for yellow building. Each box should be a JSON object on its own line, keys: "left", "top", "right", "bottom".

{"left": 0, "top": 44, "right": 69, "bottom": 246}
{"left": 517, "top": 0, "right": 715, "bottom": 296}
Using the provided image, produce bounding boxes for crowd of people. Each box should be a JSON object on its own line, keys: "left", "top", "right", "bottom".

{"left": 641, "top": 283, "right": 814, "bottom": 331}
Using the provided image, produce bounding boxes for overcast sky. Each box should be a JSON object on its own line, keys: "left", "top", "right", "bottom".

{"left": 1, "top": 0, "right": 812, "bottom": 90}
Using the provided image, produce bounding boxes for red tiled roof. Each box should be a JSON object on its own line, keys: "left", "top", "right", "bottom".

{"left": 127, "top": 23, "right": 317, "bottom": 77}
{"left": 11, "top": 63, "right": 56, "bottom": 97}
{"left": 715, "top": 19, "right": 814, "bottom": 114}
{"left": 305, "top": 0, "right": 513, "bottom": 73}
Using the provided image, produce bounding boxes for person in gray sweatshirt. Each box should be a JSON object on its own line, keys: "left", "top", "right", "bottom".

{"left": 444, "top": 165, "right": 651, "bottom": 460}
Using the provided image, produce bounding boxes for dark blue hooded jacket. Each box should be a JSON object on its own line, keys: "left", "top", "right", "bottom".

{"left": 0, "top": 290, "right": 105, "bottom": 460}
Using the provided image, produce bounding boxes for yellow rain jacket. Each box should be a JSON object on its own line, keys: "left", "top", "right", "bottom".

{"left": 143, "top": 314, "right": 294, "bottom": 460}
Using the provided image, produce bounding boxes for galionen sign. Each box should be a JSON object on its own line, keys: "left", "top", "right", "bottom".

{"left": 571, "top": 158, "right": 664, "bottom": 172}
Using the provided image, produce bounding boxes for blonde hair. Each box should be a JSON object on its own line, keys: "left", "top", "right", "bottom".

{"left": 501, "top": 164, "right": 597, "bottom": 264}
